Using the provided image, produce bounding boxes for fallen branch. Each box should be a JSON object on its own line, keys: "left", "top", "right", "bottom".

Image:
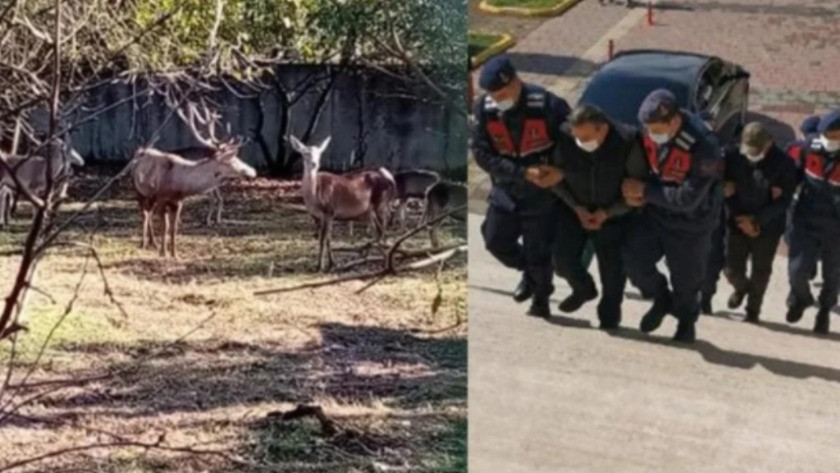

{"left": 266, "top": 404, "right": 340, "bottom": 437}
{"left": 254, "top": 206, "right": 466, "bottom": 297}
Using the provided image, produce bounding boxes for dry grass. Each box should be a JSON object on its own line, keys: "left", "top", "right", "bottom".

{"left": 0, "top": 169, "right": 466, "bottom": 473}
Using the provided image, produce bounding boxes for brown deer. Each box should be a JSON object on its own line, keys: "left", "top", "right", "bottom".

{"left": 392, "top": 169, "right": 440, "bottom": 230}
{"left": 290, "top": 135, "right": 396, "bottom": 272}
{"left": 171, "top": 146, "right": 227, "bottom": 226}
{"left": 423, "top": 180, "right": 467, "bottom": 247}
{"left": 132, "top": 103, "right": 256, "bottom": 258}
{"left": 0, "top": 138, "right": 85, "bottom": 221}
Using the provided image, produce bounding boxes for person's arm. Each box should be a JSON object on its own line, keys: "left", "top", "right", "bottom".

{"left": 607, "top": 137, "right": 647, "bottom": 217}
{"left": 547, "top": 138, "right": 581, "bottom": 208}
{"left": 643, "top": 138, "right": 721, "bottom": 213}
{"left": 755, "top": 155, "right": 797, "bottom": 227}
{"left": 472, "top": 100, "right": 526, "bottom": 184}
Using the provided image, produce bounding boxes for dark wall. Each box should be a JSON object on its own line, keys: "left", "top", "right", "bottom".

{"left": 38, "top": 65, "right": 467, "bottom": 179}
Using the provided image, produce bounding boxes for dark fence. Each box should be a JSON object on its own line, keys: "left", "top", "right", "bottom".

{"left": 37, "top": 65, "right": 467, "bottom": 179}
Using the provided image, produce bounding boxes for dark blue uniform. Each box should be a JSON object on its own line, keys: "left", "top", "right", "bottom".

{"left": 624, "top": 110, "right": 723, "bottom": 330}
{"left": 473, "top": 83, "right": 571, "bottom": 305}
{"left": 550, "top": 120, "right": 648, "bottom": 326}
{"left": 723, "top": 145, "right": 798, "bottom": 317}
{"left": 785, "top": 136, "right": 840, "bottom": 318}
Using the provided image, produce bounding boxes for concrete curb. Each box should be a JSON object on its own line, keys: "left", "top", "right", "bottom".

{"left": 478, "top": 0, "right": 583, "bottom": 17}
{"left": 470, "top": 33, "right": 517, "bottom": 69}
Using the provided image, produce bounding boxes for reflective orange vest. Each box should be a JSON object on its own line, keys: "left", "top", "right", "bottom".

{"left": 642, "top": 129, "right": 697, "bottom": 184}
{"left": 788, "top": 142, "right": 840, "bottom": 186}
{"left": 485, "top": 117, "right": 553, "bottom": 158}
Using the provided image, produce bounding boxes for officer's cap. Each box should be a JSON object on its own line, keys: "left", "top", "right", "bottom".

{"left": 800, "top": 115, "right": 821, "bottom": 135}
{"left": 479, "top": 55, "right": 518, "bottom": 92}
{"left": 638, "top": 89, "right": 679, "bottom": 124}
{"left": 741, "top": 122, "right": 773, "bottom": 151}
{"left": 817, "top": 109, "right": 840, "bottom": 134}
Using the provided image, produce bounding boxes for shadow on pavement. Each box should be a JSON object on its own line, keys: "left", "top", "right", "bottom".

{"left": 507, "top": 52, "right": 599, "bottom": 78}
{"left": 607, "top": 328, "right": 840, "bottom": 384}
{"left": 709, "top": 309, "right": 840, "bottom": 343}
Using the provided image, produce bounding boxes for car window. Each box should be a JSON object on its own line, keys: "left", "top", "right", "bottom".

{"left": 695, "top": 60, "right": 725, "bottom": 110}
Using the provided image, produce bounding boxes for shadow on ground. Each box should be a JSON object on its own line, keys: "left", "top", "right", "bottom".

{"left": 32, "top": 323, "right": 466, "bottom": 472}
{"left": 507, "top": 52, "right": 599, "bottom": 77}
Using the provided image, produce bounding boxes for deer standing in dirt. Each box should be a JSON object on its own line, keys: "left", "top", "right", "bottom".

{"left": 0, "top": 138, "right": 85, "bottom": 225}
{"left": 423, "top": 181, "right": 467, "bottom": 247}
{"left": 392, "top": 169, "right": 440, "bottom": 230}
{"left": 132, "top": 103, "right": 256, "bottom": 258}
{"left": 290, "top": 135, "right": 396, "bottom": 272}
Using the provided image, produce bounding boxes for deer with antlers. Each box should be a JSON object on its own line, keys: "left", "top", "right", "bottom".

{"left": 132, "top": 102, "right": 256, "bottom": 258}
{"left": 290, "top": 135, "right": 396, "bottom": 272}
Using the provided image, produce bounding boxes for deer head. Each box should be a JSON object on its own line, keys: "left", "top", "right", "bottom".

{"left": 210, "top": 142, "right": 257, "bottom": 179}
{"left": 289, "top": 135, "right": 331, "bottom": 173}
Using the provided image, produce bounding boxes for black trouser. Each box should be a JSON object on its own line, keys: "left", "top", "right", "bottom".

{"left": 723, "top": 228, "right": 781, "bottom": 313}
{"left": 701, "top": 207, "right": 726, "bottom": 301}
{"left": 624, "top": 212, "right": 713, "bottom": 326}
{"left": 481, "top": 202, "right": 556, "bottom": 300}
{"left": 552, "top": 204, "right": 627, "bottom": 323}
{"left": 787, "top": 220, "right": 840, "bottom": 310}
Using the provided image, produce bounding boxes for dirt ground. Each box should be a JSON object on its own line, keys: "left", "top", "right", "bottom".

{"left": 0, "top": 169, "right": 466, "bottom": 473}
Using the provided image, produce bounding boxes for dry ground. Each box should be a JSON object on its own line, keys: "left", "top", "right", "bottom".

{"left": 0, "top": 168, "right": 466, "bottom": 473}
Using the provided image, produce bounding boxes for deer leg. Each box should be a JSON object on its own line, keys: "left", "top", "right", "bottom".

{"left": 171, "top": 202, "right": 183, "bottom": 259}
{"left": 324, "top": 217, "right": 335, "bottom": 271}
{"left": 317, "top": 217, "right": 328, "bottom": 272}
{"left": 397, "top": 199, "right": 408, "bottom": 231}
{"left": 10, "top": 191, "right": 19, "bottom": 217}
{"left": 160, "top": 207, "right": 170, "bottom": 258}
{"left": 140, "top": 205, "right": 149, "bottom": 249}
{"left": 214, "top": 188, "right": 223, "bottom": 225}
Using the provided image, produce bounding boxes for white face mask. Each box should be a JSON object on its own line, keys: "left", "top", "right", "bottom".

{"left": 496, "top": 98, "right": 515, "bottom": 112}
{"left": 575, "top": 137, "right": 600, "bottom": 153}
{"left": 648, "top": 131, "right": 671, "bottom": 145}
{"left": 820, "top": 135, "right": 840, "bottom": 153}
{"left": 740, "top": 145, "right": 765, "bottom": 163}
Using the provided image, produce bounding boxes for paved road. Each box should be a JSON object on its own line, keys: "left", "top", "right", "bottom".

{"left": 469, "top": 1, "right": 840, "bottom": 470}
{"left": 468, "top": 213, "right": 840, "bottom": 473}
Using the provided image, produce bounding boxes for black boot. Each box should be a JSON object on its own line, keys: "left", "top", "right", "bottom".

{"left": 700, "top": 295, "right": 713, "bottom": 315}
{"left": 786, "top": 301, "right": 808, "bottom": 323}
{"left": 672, "top": 321, "right": 696, "bottom": 343}
{"left": 744, "top": 308, "right": 760, "bottom": 324}
{"left": 512, "top": 275, "right": 534, "bottom": 303}
{"left": 640, "top": 292, "right": 672, "bottom": 333}
{"left": 558, "top": 286, "right": 598, "bottom": 313}
{"left": 527, "top": 296, "right": 550, "bottom": 319}
{"left": 728, "top": 290, "right": 746, "bottom": 310}
{"left": 814, "top": 308, "right": 830, "bottom": 335}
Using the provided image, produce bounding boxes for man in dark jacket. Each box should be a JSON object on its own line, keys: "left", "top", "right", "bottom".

{"left": 532, "top": 104, "right": 647, "bottom": 329}
{"left": 472, "top": 55, "right": 571, "bottom": 317}
{"left": 722, "top": 122, "right": 798, "bottom": 323}
{"left": 621, "top": 89, "right": 723, "bottom": 343}
{"left": 785, "top": 109, "right": 840, "bottom": 334}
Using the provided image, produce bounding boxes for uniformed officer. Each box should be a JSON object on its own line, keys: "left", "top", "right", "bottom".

{"left": 472, "top": 55, "right": 571, "bottom": 318}
{"left": 621, "top": 89, "right": 723, "bottom": 342}
{"left": 531, "top": 104, "right": 647, "bottom": 329}
{"left": 785, "top": 109, "right": 840, "bottom": 334}
{"left": 722, "top": 122, "right": 798, "bottom": 323}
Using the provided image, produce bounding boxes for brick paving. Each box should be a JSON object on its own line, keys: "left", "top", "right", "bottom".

{"left": 616, "top": 0, "right": 840, "bottom": 136}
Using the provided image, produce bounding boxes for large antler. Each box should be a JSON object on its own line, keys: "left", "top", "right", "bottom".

{"left": 173, "top": 99, "right": 222, "bottom": 149}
